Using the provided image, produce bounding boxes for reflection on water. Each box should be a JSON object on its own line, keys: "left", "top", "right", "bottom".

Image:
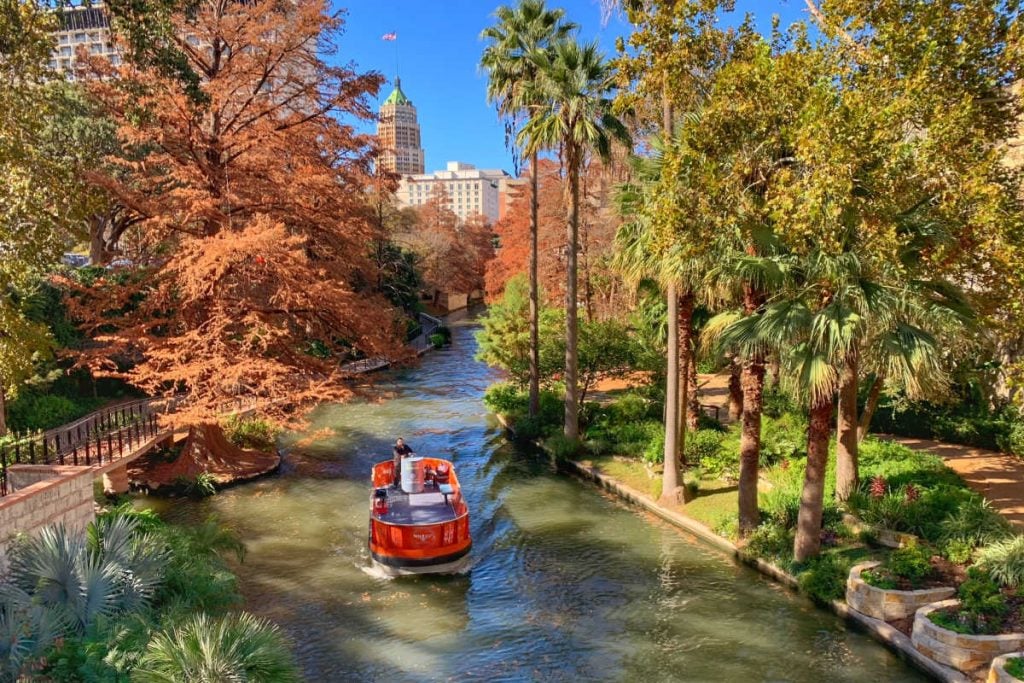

{"left": 146, "top": 317, "right": 926, "bottom": 682}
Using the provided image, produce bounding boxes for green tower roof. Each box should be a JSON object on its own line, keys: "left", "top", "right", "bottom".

{"left": 383, "top": 78, "right": 412, "bottom": 106}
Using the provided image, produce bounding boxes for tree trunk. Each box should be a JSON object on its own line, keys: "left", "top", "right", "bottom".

{"left": 563, "top": 150, "right": 580, "bottom": 441}
{"left": 769, "top": 354, "right": 782, "bottom": 388}
{"left": 738, "top": 355, "right": 765, "bottom": 535}
{"left": 794, "top": 396, "right": 834, "bottom": 562}
{"left": 728, "top": 354, "right": 743, "bottom": 421}
{"left": 858, "top": 373, "right": 884, "bottom": 442}
{"left": 687, "top": 346, "right": 700, "bottom": 431}
{"left": 0, "top": 384, "right": 7, "bottom": 437}
{"left": 738, "top": 284, "right": 766, "bottom": 536}
{"left": 89, "top": 216, "right": 107, "bottom": 266}
{"left": 835, "top": 351, "right": 859, "bottom": 501}
{"left": 661, "top": 282, "right": 681, "bottom": 504}
{"left": 528, "top": 151, "right": 540, "bottom": 419}
{"left": 678, "top": 292, "right": 694, "bottom": 465}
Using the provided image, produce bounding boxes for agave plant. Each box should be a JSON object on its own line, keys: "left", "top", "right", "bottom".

{"left": 133, "top": 612, "right": 299, "bottom": 683}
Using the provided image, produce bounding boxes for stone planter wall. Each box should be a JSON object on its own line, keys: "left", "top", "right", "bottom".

{"left": 846, "top": 561, "right": 956, "bottom": 621}
{"left": 988, "top": 653, "right": 1024, "bottom": 683}
{"left": 913, "top": 600, "right": 1024, "bottom": 673}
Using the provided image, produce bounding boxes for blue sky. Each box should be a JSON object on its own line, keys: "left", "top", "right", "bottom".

{"left": 332, "top": 1, "right": 807, "bottom": 174}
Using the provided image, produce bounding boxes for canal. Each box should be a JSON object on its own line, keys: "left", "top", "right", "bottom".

{"left": 148, "top": 317, "right": 926, "bottom": 682}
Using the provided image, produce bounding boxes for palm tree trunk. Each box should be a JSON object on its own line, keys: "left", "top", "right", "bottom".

{"left": 528, "top": 151, "right": 540, "bottom": 418}
{"left": 858, "top": 373, "right": 884, "bottom": 442}
{"left": 678, "top": 292, "right": 694, "bottom": 465}
{"left": 769, "top": 354, "right": 781, "bottom": 388}
{"left": 738, "top": 285, "right": 765, "bottom": 536}
{"left": 563, "top": 150, "right": 580, "bottom": 441}
{"left": 0, "top": 384, "right": 7, "bottom": 437}
{"left": 728, "top": 354, "right": 743, "bottom": 421}
{"left": 738, "top": 356, "right": 765, "bottom": 535}
{"left": 687, "top": 347, "right": 700, "bottom": 431}
{"left": 835, "top": 351, "right": 859, "bottom": 501}
{"left": 794, "top": 396, "right": 834, "bottom": 562}
{"left": 662, "top": 283, "right": 681, "bottom": 503}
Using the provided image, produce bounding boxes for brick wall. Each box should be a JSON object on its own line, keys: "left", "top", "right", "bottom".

{"left": 0, "top": 466, "right": 95, "bottom": 568}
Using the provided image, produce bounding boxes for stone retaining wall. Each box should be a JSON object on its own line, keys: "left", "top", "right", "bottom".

{"left": 989, "top": 653, "right": 1024, "bottom": 682}
{"left": 0, "top": 466, "right": 95, "bottom": 568}
{"left": 847, "top": 561, "right": 956, "bottom": 621}
{"left": 914, "top": 600, "right": 1024, "bottom": 673}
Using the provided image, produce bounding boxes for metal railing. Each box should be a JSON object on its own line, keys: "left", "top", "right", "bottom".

{"left": 1, "top": 408, "right": 163, "bottom": 496}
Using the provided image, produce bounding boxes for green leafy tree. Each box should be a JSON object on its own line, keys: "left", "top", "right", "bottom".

{"left": 476, "top": 274, "right": 562, "bottom": 387}
{"left": 481, "top": 0, "right": 577, "bottom": 420}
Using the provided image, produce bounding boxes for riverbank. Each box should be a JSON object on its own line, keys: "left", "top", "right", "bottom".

{"left": 493, "top": 412, "right": 966, "bottom": 683}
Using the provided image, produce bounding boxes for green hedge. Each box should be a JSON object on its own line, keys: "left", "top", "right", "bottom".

{"left": 870, "top": 399, "right": 1024, "bottom": 455}
{"left": 7, "top": 393, "right": 104, "bottom": 433}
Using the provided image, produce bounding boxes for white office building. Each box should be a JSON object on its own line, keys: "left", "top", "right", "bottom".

{"left": 50, "top": 4, "right": 120, "bottom": 76}
{"left": 397, "top": 162, "right": 511, "bottom": 224}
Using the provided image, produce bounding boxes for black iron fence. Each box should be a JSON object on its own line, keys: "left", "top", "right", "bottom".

{"left": 0, "top": 401, "right": 167, "bottom": 496}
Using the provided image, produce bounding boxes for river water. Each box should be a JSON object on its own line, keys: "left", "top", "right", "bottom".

{"left": 147, "top": 317, "right": 925, "bottom": 682}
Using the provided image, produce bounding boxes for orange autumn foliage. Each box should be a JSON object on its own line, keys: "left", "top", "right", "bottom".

{"left": 486, "top": 157, "right": 629, "bottom": 320}
{"left": 62, "top": 0, "right": 408, "bottom": 425}
{"left": 397, "top": 185, "right": 495, "bottom": 298}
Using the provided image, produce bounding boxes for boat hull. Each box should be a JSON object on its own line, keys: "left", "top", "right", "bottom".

{"left": 370, "top": 542, "right": 472, "bottom": 576}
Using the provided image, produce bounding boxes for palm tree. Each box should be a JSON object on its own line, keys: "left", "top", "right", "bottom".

{"left": 133, "top": 612, "right": 299, "bottom": 683}
{"left": 519, "top": 39, "right": 630, "bottom": 441}
{"left": 481, "top": 1, "right": 576, "bottom": 419}
{"left": 7, "top": 516, "right": 166, "bottom": 634}
{"left": 615, "top": 138, "right": 685, "bottom": 501}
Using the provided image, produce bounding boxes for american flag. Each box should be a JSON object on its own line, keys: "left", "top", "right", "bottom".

{"left": 381, "top": 32, "right": 397, "bottom": 41}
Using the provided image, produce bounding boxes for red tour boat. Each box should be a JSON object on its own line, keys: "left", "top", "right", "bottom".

{"left": 368, "top": 455, "right": 471, "bottom": 575}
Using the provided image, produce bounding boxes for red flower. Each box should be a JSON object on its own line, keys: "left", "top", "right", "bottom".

{"left": 904, "top": 484, "right": 920, "bottom": 502}
{"left": 869, "top": 475, "right": 887, "bottom": 499}
{"left": 254, "top": 255, "right": 266, "bottom": 265}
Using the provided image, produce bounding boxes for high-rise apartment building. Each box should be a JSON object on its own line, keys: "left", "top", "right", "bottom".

{"left": 396, "top": 162, "right": 511, "bottom": 224}
{"left": 377, "top": 78, "right": 426, "bottom": 176}
{"left": 49, "top": 4, "right": 120, "bottom": 76}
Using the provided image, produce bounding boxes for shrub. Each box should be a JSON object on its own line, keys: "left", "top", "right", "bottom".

{"left": 428, "top": 333, "right": 446, "bottom": 348}
{"left": 760, "top": 487, "right": 800, "bottom": 529}
{"left": 938, "top": 498, "right": 1012, "bottom": 549}
{"left": 942, "top": 539, "right": 974, "bottom": 565}
{"left": 762, "top": 385, "right": 798, "bottom": 419}
{"left": 7, "top": 393, "right": 103, "bottom": 432}
{"left": 977, "top": 535, "right": 1024, "bottom": 588}
{"left": 759, "top": 413, "right": 807, "bottom": 465}
{"left": 174, "top": 474, "right": 217, "bottom": 498}
{"left": 642, "top": 429, "right": 665, "bottom": 465}
{"left": 685, "top": 429, "right": 726, "bottom": 470}
{"left": 746, "top": 521, "right": 793, "bottom": 561}
{"left": 797, "top": 554, "right": 850, "bottom": 603}
{"left": 222, "top": 416, "right": 279, "bottom": 451}
{"left": 934, "top": 568, "right": 1009, "bottom": 634}
{"left": 999, "top": 421, "right": 1024, "bottom": 458}
{"left": 887, "top": 541, "right": 934, "bottom": 586}
{"left": 1005, "top": 657, "right": 1024, "bottom": 680}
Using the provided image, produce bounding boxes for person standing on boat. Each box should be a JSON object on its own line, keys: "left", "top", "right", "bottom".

{"left": 392, "top": 438, "right": 414, "bottom": 488}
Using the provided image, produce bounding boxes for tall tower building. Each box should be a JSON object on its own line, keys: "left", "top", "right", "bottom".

{"left": 377, "top": 78, "right": 425, "bottom": 175}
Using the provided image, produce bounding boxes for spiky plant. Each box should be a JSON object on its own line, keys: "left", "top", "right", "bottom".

{"left": 133, "top": 612, "right": 300, "bottom": 683}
